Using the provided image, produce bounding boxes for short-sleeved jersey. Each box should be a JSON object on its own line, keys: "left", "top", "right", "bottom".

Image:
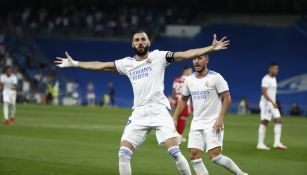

{"left": 115, "top": 50, "right": 173, "bottom": 109}
{"left": 260, "top": 74, "right": 277, "bottom": 103}
{"left": 0, "top": 74, "right": 17, "bottom": 92}
{"left": 182, "top": 70, "right": 229, "bottom": 129}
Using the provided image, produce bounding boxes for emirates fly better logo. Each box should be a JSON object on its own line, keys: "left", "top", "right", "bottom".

{"left": 278, "top": 73, "right": 307, "bottom": 94}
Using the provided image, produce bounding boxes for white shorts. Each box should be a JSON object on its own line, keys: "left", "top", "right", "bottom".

{"left": 188, "top": 127, "right": 224, "bottom": 152}
{"left": 260, "top": 101, "right": 281, "bottom": 121}
{"left": 2, "top": 91, "right": 16, "bottom": 104}
{"left": 121, "top": 104, "right": 180, "bottom": 149}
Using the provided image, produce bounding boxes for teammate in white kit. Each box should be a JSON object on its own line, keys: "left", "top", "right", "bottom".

{"left": 173, "top": 55, "right": 248, "bottom": 175}
{"left": 0, "top": 66, "right": 18, "bottom": 125}
{"left": 257, "top": 63, "right": 287, "bottom": 150}
{"left": 55, "top": 31, "right": 230, "bottom": 175}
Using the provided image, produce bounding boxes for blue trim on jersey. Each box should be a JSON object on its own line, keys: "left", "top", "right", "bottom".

{"left": 194, "top": 69, "right": 209, "bottom": 79}
{"left": 133, "top": 55, "right": 148, "bottom": 62}
{"left": 218, "top": 90, "right": 230, "bottom": 94}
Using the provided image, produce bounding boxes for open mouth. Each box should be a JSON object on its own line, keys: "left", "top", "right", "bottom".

{"left": 194, "top": 65, "right": 201, "bottom": 69}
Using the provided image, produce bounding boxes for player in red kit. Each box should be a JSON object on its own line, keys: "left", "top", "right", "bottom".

{"left": 172, "top": 66, "right": 193, "bottom": 142}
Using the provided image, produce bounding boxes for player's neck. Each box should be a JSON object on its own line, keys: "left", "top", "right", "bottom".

{"left": 268, "top": 73, "right": 275, "bottom": 77}
{"left": 195, "top": 68, "right": 208, "bottom": 78}
{"left": 135, "top": 52, "right": 149, "bottom": 61}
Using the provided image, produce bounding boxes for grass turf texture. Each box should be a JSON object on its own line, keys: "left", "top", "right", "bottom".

{"left": 0, "top": 104, "right": 307, "bottom": 175}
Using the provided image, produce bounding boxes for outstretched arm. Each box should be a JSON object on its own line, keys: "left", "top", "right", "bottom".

{"left": 173, "top": 34, "right": 230, "bottom": 62}
{"left": 55, "top": 52, "right": 116, "bottom": 72}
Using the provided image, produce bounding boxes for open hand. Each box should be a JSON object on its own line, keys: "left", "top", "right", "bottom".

{"left": 212, "top": 34, "right": 230, "bottom": 51}
{"left": 54, "top": 51, "right": 78, "bottom": 68}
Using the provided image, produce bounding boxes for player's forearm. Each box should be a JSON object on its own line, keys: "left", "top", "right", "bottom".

{"left": 77, "top": 61, "right": 115, "bottom": 71}
{"left": 262, "top": 91, "right": 274, "bottom": 103}
{"left": 173, "top": 98, "right": 188, "bottom": 120}
{"left": 174, "top": 46, "right": 214, "bottom": 62}
{"left": 218, "top": 93, "right": 231, "bottom": 119}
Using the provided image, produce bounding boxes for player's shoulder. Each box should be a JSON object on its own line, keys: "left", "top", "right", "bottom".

{"left": 262, "top": 74, "right": 272, "bottom": 81}
{"left": 117, "top": 56, "right": 134, "bottom": 63}
{"left": 208, "top": 70, "right": 223, "bottom": 79}
{"left": 208, "top": 70, "right": 220, "bottom": 75}
{"left": 149, "top": 49, "right": 171, "bottom": 58}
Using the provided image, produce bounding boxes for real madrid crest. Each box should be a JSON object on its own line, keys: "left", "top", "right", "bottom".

{"left": 205, "top": 81, "right": 209, "bottom": 87}
{"left": 146, "top": 58, "right": 152, "bottom": 64}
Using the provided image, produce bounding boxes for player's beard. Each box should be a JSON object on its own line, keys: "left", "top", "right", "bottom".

{"left": 194, "top": 64, "right": 205, "bottom": 73}
{"left": 134, "top": 45, "right": 149, "bottom": 56}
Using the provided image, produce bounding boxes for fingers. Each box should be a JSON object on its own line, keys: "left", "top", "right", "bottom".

{"left": 213, "top": 34, "right": 217, "bottom": 41}
{"left": 213, "top": 125, "right": 222, "bottom": 133}
{"left": 54, "top": 60, "right": 62, "bottom": 64}
{"left": 65, "top": 51, "right": 70, "bottom": 58}
{"left": 220, "top": 36, "right": 227, "bottom": 42}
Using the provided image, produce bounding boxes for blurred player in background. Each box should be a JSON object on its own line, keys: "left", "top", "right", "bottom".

{"left": 0, "top": 66, "right": 18, "bottom": 125}
{"left": 173, "top": 55, "right": 248, "bottom": 175}
{"left": 55, "top": 31, "right": 229, "bottom": 175}
{"left": 172, "top": 66, "right": 193, "bottom": 142}
{"left": 86, "top": 81, "right": 96, "bottom": 106}
{"left": 257, "top": 62, "right": 287, "bottom": 150}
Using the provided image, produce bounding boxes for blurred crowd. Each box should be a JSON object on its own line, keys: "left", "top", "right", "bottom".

{"left": 0, "top": 27, "right": 60, "bottom": 104}
{"left": 1, "top": 2, "right": 195, "bottom": 39}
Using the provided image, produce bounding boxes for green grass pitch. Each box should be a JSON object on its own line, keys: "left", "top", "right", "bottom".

{"left": 0, "top": 104, "right": 307, "bottom": 175}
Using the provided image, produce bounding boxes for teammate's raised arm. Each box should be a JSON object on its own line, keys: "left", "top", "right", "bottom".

{"left": 54, "top": 51, "right": 116, "bottom": 72}
{"left": 173, "top": 34, "right": 230, "bottom": 62}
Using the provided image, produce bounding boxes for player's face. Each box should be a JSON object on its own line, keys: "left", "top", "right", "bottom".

{"left": 193, "top": 55, "right": 209, "bottom": 72}
{"left": 5, "top": 67, "right": 12, "bottom": 76}
{"left": 132, "top": 32, "right": 151, "bottom": 56}
{"left": 269, "top": 65, "right": 279, "bottom": 76}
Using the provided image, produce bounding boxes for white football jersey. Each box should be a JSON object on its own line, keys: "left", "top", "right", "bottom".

{"left": 260, "top": 74, "right": 277, "bottom": 103}
{"left": 115, "top": 50, "right": 172, "bottom": 109}
{"left": 0, "top": 74, "right": 17, "bottom": 92}
{"left": 182, "top": 70, "right": 229, "bottom": 129}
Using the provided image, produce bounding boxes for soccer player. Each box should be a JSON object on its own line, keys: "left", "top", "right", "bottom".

{"left": 0, "top": 66, "right": 18, "bottom": 125}
{"left": 257, "top": 63, "right": 287, "bottom": 150}
{"left": 173, "top": 55, "right": 248, "bottom": 175}
{"left": 55, "top": 31, "right": 229, "bottom": 175}
{"left": 172, "top": 66, "right": 193, "bottom": 142}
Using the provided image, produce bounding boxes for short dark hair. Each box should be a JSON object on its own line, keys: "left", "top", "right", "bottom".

{"left": 3, "top": 66, "right": 11, "bottom": 73}
{"left": 132, "top": 31, "right": 150, "bottom": 40}
{"left": 133, "top": 30, "right": 146, "bottom": 35}
{"left": 269, "top": 62, "right": 278, "bottom": 68}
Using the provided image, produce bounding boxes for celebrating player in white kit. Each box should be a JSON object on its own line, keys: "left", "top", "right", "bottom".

{"left": 0, "top": 66, "right": 18, "bottom": 125}
{"left": 55, "top": 31, "right": 229, "bottom": 175}
{"left": 173, "top": 55, "right": 248, "bottom": 175}
{"left": 257, "top": 62, "right": 287, "bottom": 150}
